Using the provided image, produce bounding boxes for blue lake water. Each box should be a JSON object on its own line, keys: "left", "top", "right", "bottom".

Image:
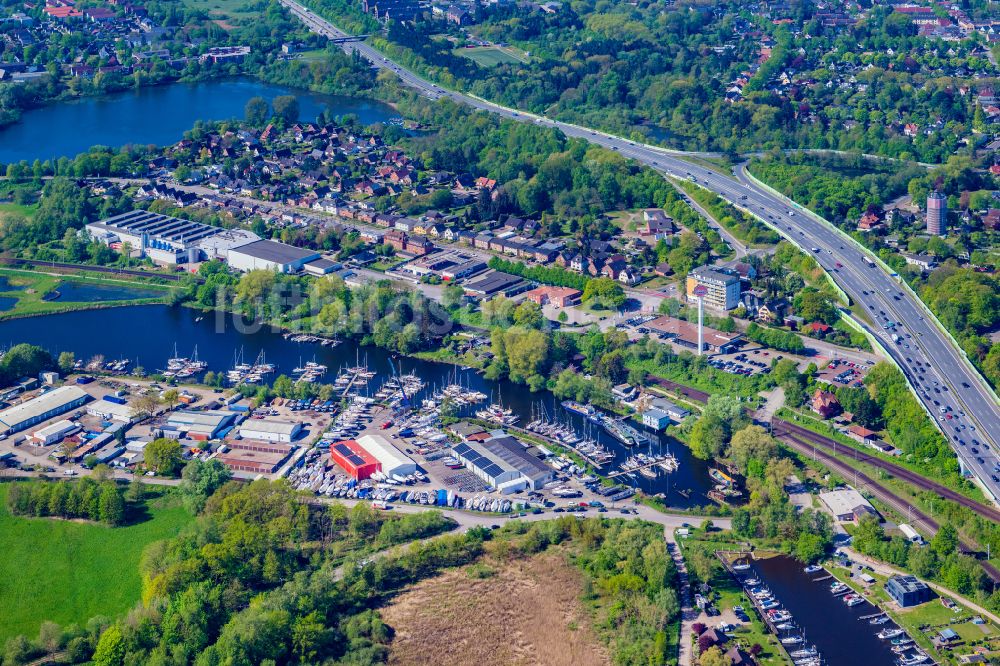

{"left": 43, "top": 282, "right": 165, "bottom": 302}
{"left": 0, "top": 78, "right": 400, "bottom": 163}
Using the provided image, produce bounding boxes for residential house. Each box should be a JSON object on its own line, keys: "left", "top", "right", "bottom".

{"left": 812, "top": 389, "right": 841, "bottom": 419}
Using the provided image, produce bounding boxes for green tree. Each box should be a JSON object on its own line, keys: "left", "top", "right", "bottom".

{"left": 582, "top": 277, "right": 625, "bottom": 309}
{"left": 92, "top": 624, "right": 126, "bottom": 666}
{"left": 245, "top": 96, "right": 270, "bottom": 126}
{"left": 931, "top": 523, "right": 958, "bottom": 556}
{"left": 57, "top": 351, "right": 75, "bottom": 375}
{"left": 272, "top": 95, "right": 300, "bottom": 124}
{"left": 144, "top": 438, "right": 184, "bottom": 477}
{"left": 98, "top": 483, "right": 125, "bottom": 526}
{"left": 179, "top": 459, "right": 233, "bottom": 513}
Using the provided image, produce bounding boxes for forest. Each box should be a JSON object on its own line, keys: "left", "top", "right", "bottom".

{"left": 307, "top": 0, "right": 997, "bottom": 160}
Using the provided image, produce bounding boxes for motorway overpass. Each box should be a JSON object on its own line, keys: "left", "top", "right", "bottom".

{"left": 279, "top": 0, "right": 1000, "bottom": 503}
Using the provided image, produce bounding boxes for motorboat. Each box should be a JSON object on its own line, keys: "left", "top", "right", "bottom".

{"left": 870, "top": 615, "right": 891, "bottom": 625}
{"left": 803, "top": 564, "right": 823, "bottom": 573}
{"left": 878, "top": 628, "right": 905, "bottom": 640}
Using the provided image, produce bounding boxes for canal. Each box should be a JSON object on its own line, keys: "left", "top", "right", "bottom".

{"left": 0, "top": 304, "right": 719, "bottom": 507}
{"left": 752, "top": 555, "right": 898, "bottom": 666}
{"left": 0, "top": 78, "right": 400, "bottom": 163}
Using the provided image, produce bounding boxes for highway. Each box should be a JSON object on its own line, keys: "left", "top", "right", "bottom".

{"left": 280, "top": 0, "right": 1000, "bottom": 502}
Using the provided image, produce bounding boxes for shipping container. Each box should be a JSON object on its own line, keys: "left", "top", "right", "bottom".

{"left": 102, "top": 394, "right": 127, "bottom": 405}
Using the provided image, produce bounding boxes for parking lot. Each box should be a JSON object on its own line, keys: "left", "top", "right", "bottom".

{"left": 815, "top": 358, "right": 872, "bottom": 388}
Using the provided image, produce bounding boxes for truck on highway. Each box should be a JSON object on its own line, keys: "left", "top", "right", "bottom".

{"left": 891, "top": 334, "right": 901, "bottom": 344}
{"left": 863, "top": 257, "right": 876, "bottom": 267}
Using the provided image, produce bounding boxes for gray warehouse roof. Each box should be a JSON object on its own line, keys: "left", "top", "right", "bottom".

{"left": 483, "top": 435, "right": 551, "bottom": 481}
{"left": 229, "top": 240, "right": 320, "bottom": 264}
{"left": 0, "top": 386, "right": 89, "bottom": 430}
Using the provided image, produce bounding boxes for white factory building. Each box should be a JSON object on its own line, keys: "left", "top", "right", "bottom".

{"left": 356, "top": 434, "right": 416, "bottom": 478}
{"left": 85, "top": 210, "right": 259, "bottom": 266}
{"left": 226, "top": 239, "right": 322, "bottom": 274}
{"left": 0, "top": 385, "right": 90, "bottom": 435}
{"left": 454, "top": 432, "right": 553, "bottom": 493}
{"left": 30, "top": 419, "right": 80, "bottom": 445}
{"left": 237, "top": 419, "right": 303, "bottom": 443}
{"left": 87, "top": 398, "right": 134, "bottom": 422}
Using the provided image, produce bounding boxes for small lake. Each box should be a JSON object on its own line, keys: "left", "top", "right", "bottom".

{"left": 0, "top": 297, "right": 18, "bottom": 312}
{"left": 42, "top": 282, "right": 166, "bottom": 303}
{"left": 0, "top": 304, "right": 720, "bottom": 508}
{"left": 0, "top": 78, "right": 400, "bottom": 163}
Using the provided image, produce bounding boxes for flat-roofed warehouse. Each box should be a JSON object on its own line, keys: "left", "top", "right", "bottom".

{"left": 0, "top": 385, "right": 90, "bottom": 435}
{"left": 453, "top": 440, "right": 523, "bottom": 491}
{"left": 356, "top": 434, "right": 416, "bottom": 477}
{"left": 86, "top": 398, "right": 134, "bottom": 422}
{"left": 237, "top": 419, "right": 302, "bottom": 443}
{"left": 164, "top": 410, "right": 236, "bottom": 440}
{"left": 227, "top": 239, "right": 321, "bottom": 273}
{"left": 216, "top": 448, "right": 290, "bottom": 475}
{"left": 819, "top": 487, "right": 878, "bottom": 522}
{"left": 482, "top": 433, "right": 553, "bottom": 490}
{"left": 85, "top": 210, "right": 257, "bottom": 265}
{"left": 462, "top": 270, "right": 531, "bottom": 298}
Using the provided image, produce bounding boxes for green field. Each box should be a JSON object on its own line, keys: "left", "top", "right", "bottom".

{"left": 454, "top": 46, "right": 528, "bottom": 67}
{"left": 0, "top": 202, "right": 37, "bottom": 220}
{"left": 178, "top": 0, "right": 255, "bottom": 21}
{"left": 0, "top": 268, "right": 169, "bottom": 319}
{"left": 0, "top": 484, "right": 191, "bottom": 644}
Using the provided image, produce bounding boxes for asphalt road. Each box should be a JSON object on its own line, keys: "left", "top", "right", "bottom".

{"left": 279, "top": 0, "right": 1000, "bottom": 502}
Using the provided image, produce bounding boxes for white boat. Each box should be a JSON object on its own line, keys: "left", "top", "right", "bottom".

{"left": 804, "top": 564, "right": 822, "bottom": 573}
{"left": 732, "top": 562, "right": 751, "bottom": 571}
{"left": 878, "top": 628, "right": 904, "bottom": 640}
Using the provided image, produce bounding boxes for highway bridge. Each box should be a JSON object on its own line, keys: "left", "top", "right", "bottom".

{"left": 279, "top": 0, "right": 1000, "bottom": 503}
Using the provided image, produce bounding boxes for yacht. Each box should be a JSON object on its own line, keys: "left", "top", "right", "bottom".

{"left": 803, "top": 564, "right": 823, "bottom": 574}
{"left": 878, "top": 628, "right": 905, "bottom": 640}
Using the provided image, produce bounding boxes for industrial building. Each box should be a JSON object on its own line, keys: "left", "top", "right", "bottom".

{"left": 216, "top": 448, "right": 290, "bottom": 475}
{"left": 819, "top": 487, "right": 878, "bottom": 522}
{"left": 30, "top": 419, "right": 80, "bottom": 445}
{"left": 482, "top": 434, "right": 553, "bottom": 490}
{"left": 163, "top": 410, "right": 236, "bottom": 440}
{"left": 453, "top": 440, "right": 523, "bottom": 491}
{"left": 454, "top": 433, "right": 553, "bottom": 493}
{"left": 647, "top": 316, "right": 743, "bottom": 354}
{"left": 0, "top": 385, "right": 90, "bottom": 435}
{"left": 86, "top": 398, "right": 134, "bottom": 422}
{"left": 237, "top": 419, "right": 302, "bottom": 443}
{"left": 330, "top": 439, "right": 380, "bottom": 480}
{"left": 226, "top": 239, "right": 322, "bottom": 273}
{"left": 462, "top": 271, "right": 532, "bottom": 298}
{"left": 686, "top": 265, "right": 742, "bottom": 311}
{"left": 85, "top": 210, "right": 259, "bottom": 265}
{"left": 356, "top": 434, "right": 416, "bottom": 477}
{"left": 886, "top": 575, "right": 932, "bottom": 608}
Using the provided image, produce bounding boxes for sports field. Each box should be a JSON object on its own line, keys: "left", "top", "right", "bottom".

{"left": 0, "top": 484, "right": 191, "bottom": 644}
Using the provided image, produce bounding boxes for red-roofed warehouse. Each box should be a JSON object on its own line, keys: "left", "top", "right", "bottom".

{"left": 330, "top": 439, "right": 379, "bottom": 480}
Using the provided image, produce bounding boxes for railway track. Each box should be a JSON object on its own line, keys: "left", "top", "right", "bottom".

{"left": 780, "top": 431, "right": 1000, "bottom": 583}
{"left": 0, "top": 257, "right": 192, "bottom": 282}
{"left": 772, "top": 419, "right": 1000, "bottom": 525}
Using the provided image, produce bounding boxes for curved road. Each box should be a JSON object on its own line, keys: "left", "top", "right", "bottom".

{"left": 280, "top": 0, "right": 1000, "bottom": 502}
